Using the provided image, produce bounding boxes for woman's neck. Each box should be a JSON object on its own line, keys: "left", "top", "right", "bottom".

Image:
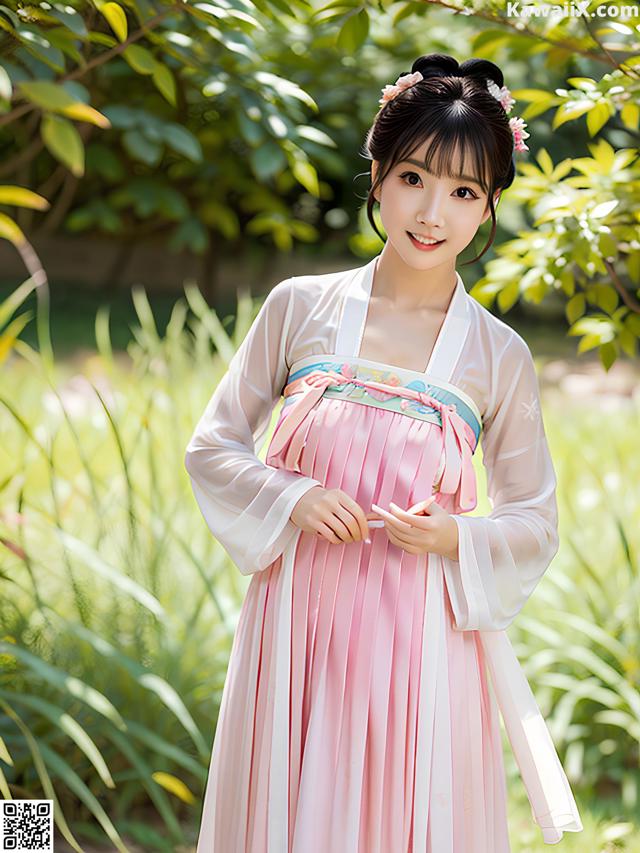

{"left": 373, "top": 243, "right": 458, "bottom": 312}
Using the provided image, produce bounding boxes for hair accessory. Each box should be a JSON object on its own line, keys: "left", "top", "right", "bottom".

{"left": 378, "top": 71, "right": 423, "bottom": 106}
{"left": 486, "top": 78, "right": 530, "bottom": 152}
{"left": 378, "top": 68, "right": 530, "bottom": 153}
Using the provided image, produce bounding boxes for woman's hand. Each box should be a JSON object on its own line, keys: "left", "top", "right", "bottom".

{"left": 370, "top": 497, "right": 460, "bottom": 560}
{"left": 290, "top": 486, "right": 370, "bottom": 545}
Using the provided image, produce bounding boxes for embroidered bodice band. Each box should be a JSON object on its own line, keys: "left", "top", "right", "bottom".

{"left": 269, "top": 355, "right": 483, "bottom": 513}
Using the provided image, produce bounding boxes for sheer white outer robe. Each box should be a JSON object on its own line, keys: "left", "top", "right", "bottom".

{"left": 185, "top": 254, "right": 583, "bottom": 847}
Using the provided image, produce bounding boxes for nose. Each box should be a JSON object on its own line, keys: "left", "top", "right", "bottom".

{"left": 416, "top": 190, "right": 446, "bottom": 228}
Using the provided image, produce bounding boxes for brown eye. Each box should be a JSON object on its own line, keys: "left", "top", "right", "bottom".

{"left": 399, "top": 171, "right": 421, "bottom": 186}
{"left": 456, "top": 186, "right": 478, "bottom": 200}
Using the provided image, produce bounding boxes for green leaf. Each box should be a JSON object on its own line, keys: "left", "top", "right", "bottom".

{"left": 6, "top": 692, "right": 115, "bottom": 788}
{"left": 0, "top": 701, "right": 83, "bottom": 852}
{"left": 18, "top": 79, "right": 75, "bottom": 110}
{"left": 619, "top": 328, "right": 637, "bottom": 358}
{"left": 598, "top": 231, "right": 617, "bottom": 259}
{"left": 628, "top": 250, "right": 640, "bottom": 285}
{"left": 162, "top": 123, "right": 202, "bottom": 162}
{"left": 598, "top": 341, "right": 617, "bottom": 370}
{"left": 337, "top": 7, "right": 369, "bottom": 53}
{"left": 169, "top": 217, "right": 209, "bottom": 253}
{"left": 123, "top": 44, "right": 156, "bottom": 75}
{"left": 593, "top": 284, "right": 618, "bottom": 315}
{"left": 291, "top": 157, "right": 319, "bottom": 195}
{"left": 152, "top": 63, "right": 176, "bottom": 106}
{"left": 472, "top": 29, "right": 511, "bottom": 50}
{"left": 576, "top": 333, "right": 601, "bottom": 353}
{"left": 0, "top": 642, "right": 127, "bottom": 728}
{"left": 123, "top": 130, "right": 163, "bottom": 166}
{"left": 37, "top": 744, "right": 128, "bottom": 852}
{"left": 41, "top": 114, "right": 84, "bottom": 177}
{"left": 295, "top": 125, "right": 337, "bottom": 148}
{"left": 250, "top": 141, "right": 286, "bottom": 179}
{"left": 254, "top": 71, "right": 318, "bottom": 110}
{"left": 54, "top": 528, "right": 165, "bottom": 616}
{"left": 566, "top": 294, "right": 585, "bottom": 325}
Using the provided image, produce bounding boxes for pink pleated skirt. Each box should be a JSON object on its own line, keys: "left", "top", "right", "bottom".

{"left": 196, "top": 394, "right": 511, "bottom": 853}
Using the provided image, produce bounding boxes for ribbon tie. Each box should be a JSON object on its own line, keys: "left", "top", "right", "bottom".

{"left": 267, "top": 369, "right": 477, "bottom": 511}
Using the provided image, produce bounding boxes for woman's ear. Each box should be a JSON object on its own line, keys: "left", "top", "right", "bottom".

{"left": 480, "top": 189, "right": 501, "bottom": 225}
{"left": 371, "top": 160, "right": 379, "bottom": 202}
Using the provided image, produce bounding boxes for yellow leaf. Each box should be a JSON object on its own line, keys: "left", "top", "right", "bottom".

{"left": 510, "top": 88, "right": 554, "bottom": 102}
{"left": 151, "top": 771, "right": 195, "bottom": 804}
{"left": 0, "top": 212, "right": 25, "bottom": 246}
{"left": 552, "top": 101, "right": 592, "bottom": 129}
{"left": 60, "top": 103, "right": 111, "bottom": 128}
{"left": 0, "top": 313, "right": 32, "bottom": 365}
{"left": 101, "top": 2, "right": 128, "bottom": 42}
{"left": 535, "top": 148, "right": 554, "bottom": 176}
{"left": 621, "top": 103, "right": 639, "bottom": 131}
{"left": 0, "top": 186, "right": 49, "bottom": 210}
{"left": 586, "top": 102, "right": 612, "bottom": 137}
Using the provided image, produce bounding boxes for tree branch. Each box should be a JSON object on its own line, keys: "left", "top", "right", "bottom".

{"left": 605, "top": 259, "right": 640, "bottom": 314}
{"left": 421, "top": 0, "right": 625, "bottom": 66}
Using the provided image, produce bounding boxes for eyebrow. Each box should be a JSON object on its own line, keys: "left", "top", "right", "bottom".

{"left": 399, "top": 158, "right": 483, "bottom": 188}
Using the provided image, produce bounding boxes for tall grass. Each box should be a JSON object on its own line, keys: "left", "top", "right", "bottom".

{"left": 0, "top": 279, "right": 261, "bottom": 850}
{"left": 0, "top": 275, "right": 638, "bottom": 850}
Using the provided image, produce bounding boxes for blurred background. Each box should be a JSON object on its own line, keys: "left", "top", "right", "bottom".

{"left": 1, "top": 0, "right": 639, "bottom": 850}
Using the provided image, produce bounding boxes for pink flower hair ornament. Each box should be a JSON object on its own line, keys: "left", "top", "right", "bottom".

{"left": 378, "top": 70, "right": 530, "bottom": 153}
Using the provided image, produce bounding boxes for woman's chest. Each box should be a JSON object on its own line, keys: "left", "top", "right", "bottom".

{"left": 356, "top": 300, "right": 447, "bottom": 375}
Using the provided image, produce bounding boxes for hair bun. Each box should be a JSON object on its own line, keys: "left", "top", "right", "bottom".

{"left": 458, "top": 57, "right": 504, "bottom": 89}
{"left": 410, "top": 53, "right": 504, "bottom": 90}
{"left": 411, "top": 53, "right": 461, "bottom": 81}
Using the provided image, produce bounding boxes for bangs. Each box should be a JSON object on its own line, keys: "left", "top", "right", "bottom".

{"left": 388, "top": 118, "right": 496, "bottom": 196}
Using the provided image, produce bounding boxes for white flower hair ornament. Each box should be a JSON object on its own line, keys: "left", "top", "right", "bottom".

{"left": 378, "top": 71, "right": 530, "bottom": 153}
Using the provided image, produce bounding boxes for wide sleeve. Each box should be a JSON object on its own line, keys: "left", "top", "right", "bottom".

{"left": 184, "top": 277, "right": 324, "bottom": 575}
{"left": 442, "top": 333, "right": 559, "bottom": 631}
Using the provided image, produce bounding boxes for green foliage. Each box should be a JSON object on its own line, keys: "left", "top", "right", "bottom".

{"left": 0, "top": 0, "right": 330, "bottom": 256}
{"left": 0, "top": 0, "right": 638, "bottom": 365}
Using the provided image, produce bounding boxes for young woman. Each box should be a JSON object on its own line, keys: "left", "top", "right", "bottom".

{"left": 185, "top": 52, "right": 583, "bottom": 852}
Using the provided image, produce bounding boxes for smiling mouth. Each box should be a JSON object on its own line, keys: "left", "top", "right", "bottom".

{"left": 407, "top": 231, "right": 445, "bottom": 246}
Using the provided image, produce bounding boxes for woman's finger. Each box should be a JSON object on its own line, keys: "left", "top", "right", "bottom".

{"left": 370, "top": 502, "right": 413, "bottom": 530}
{"left": 388, "top": 501, "right": 432, "bottom": 528}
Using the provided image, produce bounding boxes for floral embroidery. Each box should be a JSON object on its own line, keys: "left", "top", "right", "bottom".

{"left": 286, "top": 357, "right": 482, "bottom": 445}
{"left": 520, "top": 393, "right": 540, "bottom": 422}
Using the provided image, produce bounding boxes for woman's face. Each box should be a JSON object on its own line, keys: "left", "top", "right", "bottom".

{"left": 370, "top": 137, "right": 500, "bottom": 270}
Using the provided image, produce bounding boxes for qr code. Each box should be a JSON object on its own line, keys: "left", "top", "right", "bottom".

{"left": 0, "top": 800, "right": 53, "bottom": 852}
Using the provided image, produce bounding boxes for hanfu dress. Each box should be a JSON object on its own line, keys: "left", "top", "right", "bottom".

{"left": 184, "top": 253, "right": 583, "bottom": 853}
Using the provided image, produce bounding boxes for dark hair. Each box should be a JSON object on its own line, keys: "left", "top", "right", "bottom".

{"left": 362, "top": 53, "right": 517, "bottom": 265}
